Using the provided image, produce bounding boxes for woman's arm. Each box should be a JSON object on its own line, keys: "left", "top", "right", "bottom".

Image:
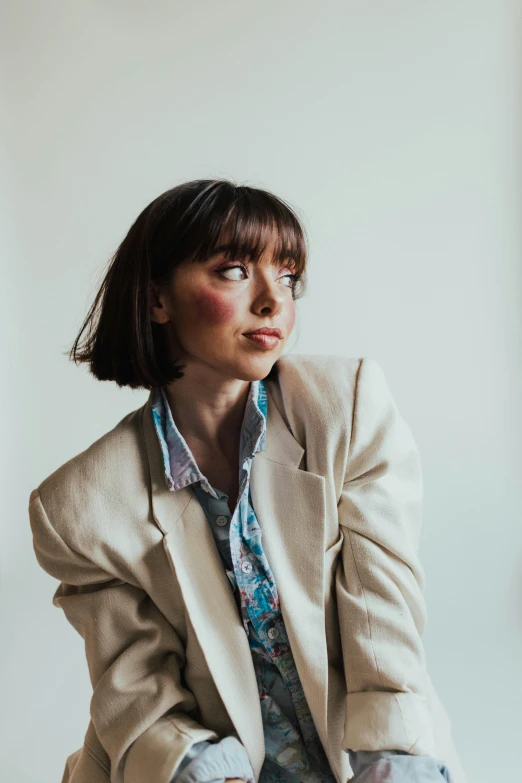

{"left": 335, "top": 358, "right": 443, "bottom": 761}
{"left": 29, "top": 488, "right": 221, "bottom": 783}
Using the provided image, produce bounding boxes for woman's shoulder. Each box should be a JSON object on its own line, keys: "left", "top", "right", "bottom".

{"left": 30, "top": 401, "right": 149, "bottom": 534}
{"left": 270, "top": 352, "right": 376, "bottom": 409}
{"left": 273, "top": 353, "right": 387, "bottom": 398}
{"left": 266, "top": 353, "right": 391, "bottom": 440}
{"left": 273, "top": 353, "right": 364, "bottom": 384}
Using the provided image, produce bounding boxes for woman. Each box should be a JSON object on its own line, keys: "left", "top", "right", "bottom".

{"left": 29, "top": 179, "right": 467, "bottom": 783}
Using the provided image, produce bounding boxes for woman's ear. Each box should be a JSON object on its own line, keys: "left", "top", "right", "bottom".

{"left": 149, "top": 283, "right": 170, "bottom": 324}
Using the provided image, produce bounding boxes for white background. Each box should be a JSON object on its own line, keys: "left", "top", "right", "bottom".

{"left": 2, "top": 2, "right": 521, "bottom": 781}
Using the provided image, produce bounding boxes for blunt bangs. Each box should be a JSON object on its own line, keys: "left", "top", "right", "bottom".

{"left": 150, "top": 180, "right": 308, "bottom": 291}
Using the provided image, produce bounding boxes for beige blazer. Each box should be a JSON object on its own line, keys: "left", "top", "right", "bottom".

{"left": 29, "top": 354, "right": 467, "bottom": 783}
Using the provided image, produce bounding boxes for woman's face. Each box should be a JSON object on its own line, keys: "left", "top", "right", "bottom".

{"left": 150, "top": 237, "right": 297, "bottom": 382}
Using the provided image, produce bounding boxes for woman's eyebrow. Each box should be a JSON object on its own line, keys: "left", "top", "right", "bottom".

{"left": 209, "top": 245, "right": 278, "bottom": 264}
{"left": 209, "top": 243, "right": 234, "bottom": 258}
{"left": 208, "top": 244, "right": 292, "bottom": 268}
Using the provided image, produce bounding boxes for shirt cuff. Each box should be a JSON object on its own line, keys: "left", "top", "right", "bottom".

{"left": 172, "top": 735, "right": 255, "bottom": 783}
{"left": 171, "top": 739, "right": 214, "bottom": 780}
{"left": 348, "top": 749, "right": 453, "bottom": 782}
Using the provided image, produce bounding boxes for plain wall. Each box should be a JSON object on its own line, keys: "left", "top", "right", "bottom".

{"left": 2, "top": 2, "right": 521, "bottom": 781}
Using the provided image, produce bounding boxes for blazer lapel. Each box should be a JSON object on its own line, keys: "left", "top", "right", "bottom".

{"left": 249, "top": 388, "right": 330, "bottom": 758}
{"left": 140, "top": 383, "right": 329, "bottom": 776}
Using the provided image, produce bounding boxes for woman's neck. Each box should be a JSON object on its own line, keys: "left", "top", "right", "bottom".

{"left": 163, "top": 372, "right": 251, "bottom": 461}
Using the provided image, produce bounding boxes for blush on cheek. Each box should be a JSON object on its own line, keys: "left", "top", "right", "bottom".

{"left": 286, "top": 307, "right": 296, "bottom": 332}
{"left": 192, "top": 288, "right": 237, "bottom": 325}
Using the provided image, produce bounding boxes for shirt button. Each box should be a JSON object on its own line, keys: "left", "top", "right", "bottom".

{"left": 215, "top": 515, "right": 229, "bottom": 526}
{"left": 267, "top": 626, "right": 279, "bottom": 640}
{"left": 241, "top": 561, "right": 253, "bottom": 574}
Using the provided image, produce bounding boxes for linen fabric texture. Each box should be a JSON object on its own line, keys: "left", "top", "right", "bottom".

{"left": 151, "top": 378, "right": 451, "bottom": 783}
{"left": 28, "top": 355, "right": 468, "bottom": 783}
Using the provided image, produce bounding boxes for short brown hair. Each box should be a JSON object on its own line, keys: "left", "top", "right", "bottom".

{"left": 68, "top": 179, "right": 309, "bottom": 390}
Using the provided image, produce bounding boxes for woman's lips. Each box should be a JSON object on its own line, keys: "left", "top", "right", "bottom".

{"left": 244, "top": 333, "right": 280, "bottom": 348}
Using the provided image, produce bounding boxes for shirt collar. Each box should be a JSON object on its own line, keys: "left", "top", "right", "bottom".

{"left": 151, "top": 378, "right": 268, "bottom": 494}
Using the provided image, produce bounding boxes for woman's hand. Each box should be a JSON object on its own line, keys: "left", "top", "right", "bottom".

{"left": 225, "top": 779, "right": 245, "bottom": 782}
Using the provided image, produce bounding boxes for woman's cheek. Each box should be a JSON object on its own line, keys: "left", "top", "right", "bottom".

{"left": 286, "top": 304, "right": 296, "bottom": 332}
{"left": 192, "top": 288, "right": 237, "bottom": 326}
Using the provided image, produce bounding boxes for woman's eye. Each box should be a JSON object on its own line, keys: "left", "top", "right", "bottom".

{"left": 282, "top": 273, "right": 297, "bottom": 287}
{"left": 218, "top": 265, "right": 296, "bottom": 287}
{"left": 218, "top": 265, "right": 248, "bottom": 281}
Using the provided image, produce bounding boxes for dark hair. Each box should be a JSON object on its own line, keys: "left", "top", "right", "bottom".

{"left": 67, "top": 179, "right": 309, "bottom": 390}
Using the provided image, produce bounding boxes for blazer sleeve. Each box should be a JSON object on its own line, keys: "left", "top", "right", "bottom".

{"left": 335, "top": 357, "right": 438, "bottom": 758}
{"left": 28, "top": 488, "right": 221, "bottom": 783}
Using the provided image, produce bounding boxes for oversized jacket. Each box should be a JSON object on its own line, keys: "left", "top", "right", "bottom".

{"left": 28, "top": 354, "right": 468, "bottom": 783}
